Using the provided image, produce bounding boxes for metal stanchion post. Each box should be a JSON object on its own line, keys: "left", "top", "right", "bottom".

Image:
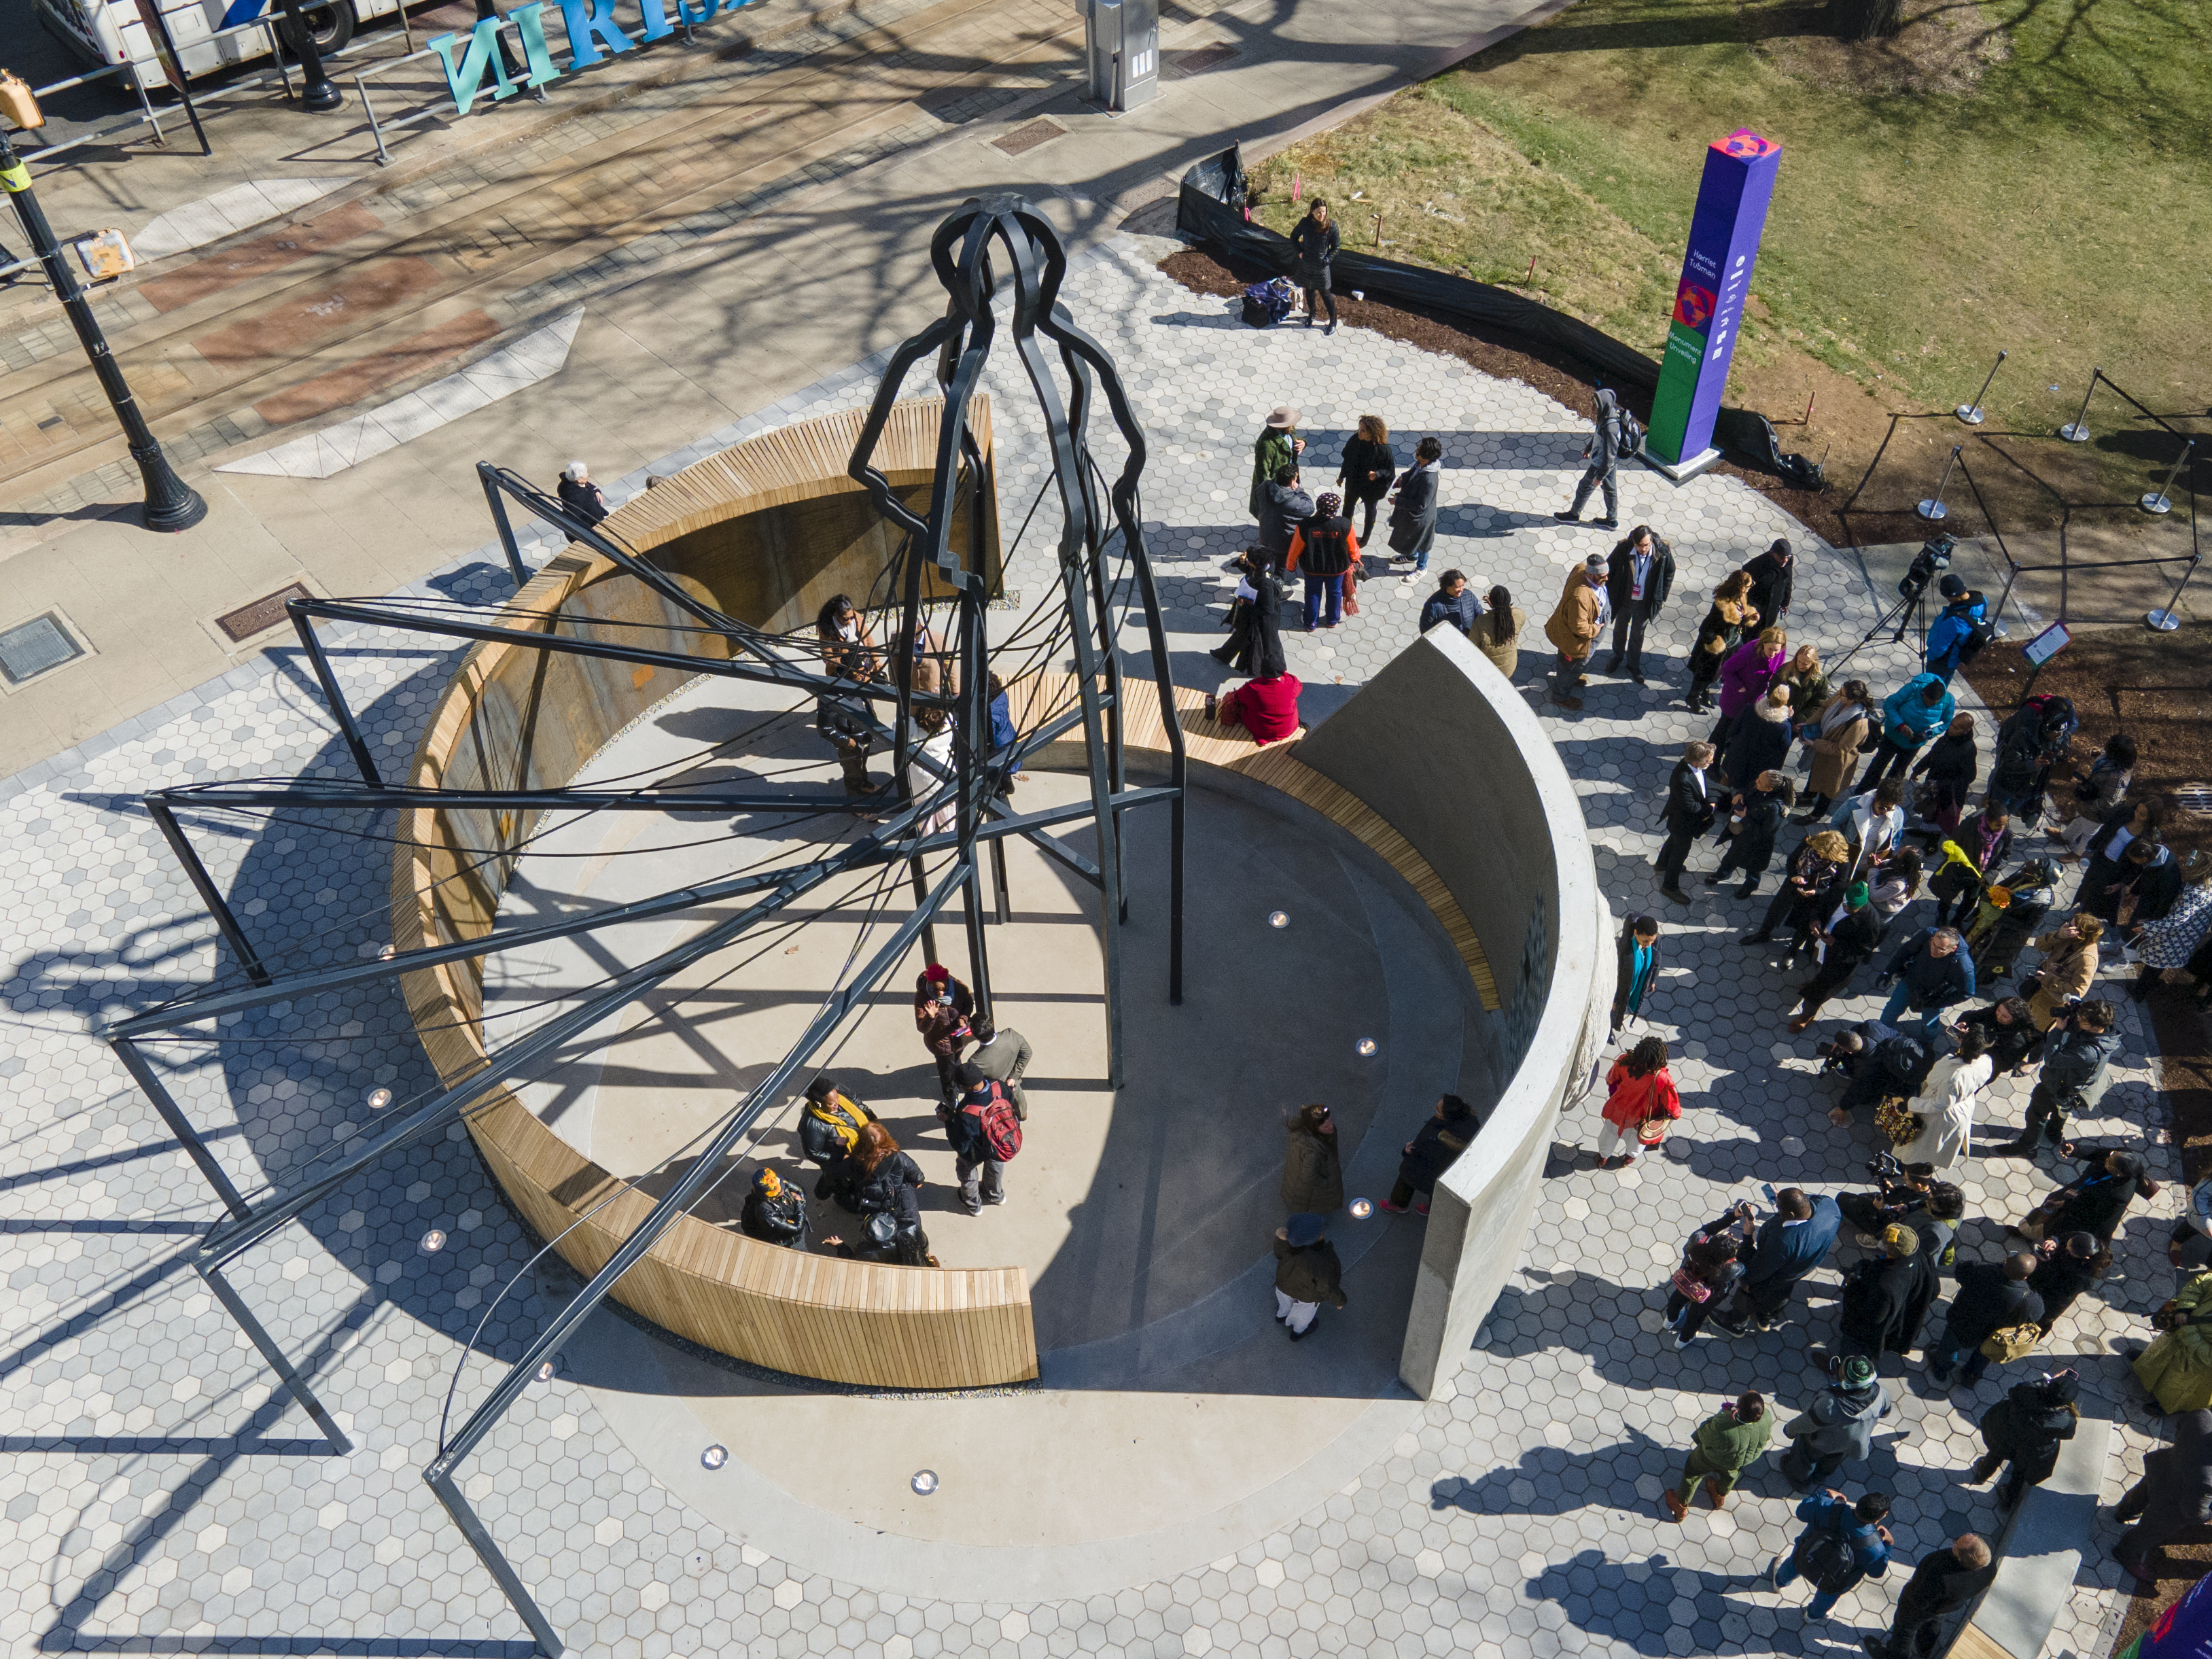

{"left": 1954, "top": 349, "right": 2005, "bottom": 425}
{"left": 2148, "top": 556, "right": 2199, "bottom": 633}
{"left": 2059, "top": 367, "right": 2099, "bottom": 443}
{"left": 0, "top": 126, "right": 206, "bottom": 532}
{"left": 1916, "top": 445, "right": 1961, "bottom": 523}
{"left": 2139, "top": 440, "right": 2194, "bottom": 517}
{"left": 275, "top": 0, "right": 345, "bottom": 111}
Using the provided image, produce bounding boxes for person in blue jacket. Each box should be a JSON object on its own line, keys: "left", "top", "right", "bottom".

{"left": 1923, "top": 576, "right": 1988, "bottom": 684}
{"left": 1855, "top": 674, "right": 1957, "bottom": 797}
{"left": 1878, "top": 926, "right": 1977, "bottom": 1030}
{"left": 1769, "top": 1488, "right": 1893, "bottom": 1621}
{"left": 1712, "top": 1188, "right": 1842, "bottom": 1333}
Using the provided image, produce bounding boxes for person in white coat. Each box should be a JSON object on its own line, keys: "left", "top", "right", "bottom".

{"left": 1897, "top": 1026, "right": 1994, "bottom": 1171}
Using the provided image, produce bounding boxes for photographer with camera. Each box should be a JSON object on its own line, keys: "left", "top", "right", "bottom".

{"left": 1710, "top": 1187, "right": 1841, "bottom": 1335}
{"left": 1839, "top": 1153, "right": 1965, "bottom": 1261}
{"left": 1992, "top": 997, "right": 2120, "bottom": 1156}
{"left": 1818, "top": 1020, "right": 1934, "bottom": 1128}
{"left": 1923, "top": 574, "right": 1990, "bottom": 686}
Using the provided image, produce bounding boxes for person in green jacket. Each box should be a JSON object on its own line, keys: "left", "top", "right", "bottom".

{"left": 1250, "top": 406, "right": 1303, "bottom": 519}
{"left": 2137, "top": 1271, "right": 2212, "bottom": 1414}
{"left": 1664, "top": 1391, "right": 1774, "bottom": 1519}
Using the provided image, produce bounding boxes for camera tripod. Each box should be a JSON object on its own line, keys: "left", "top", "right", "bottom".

{"left": 1827, "top": 584, "right": 1929, "bottom": 676}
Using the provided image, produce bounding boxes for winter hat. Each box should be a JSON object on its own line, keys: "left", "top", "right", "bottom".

{"left": 1840, "top": 1355, "right": 1876, "bottom": 1388}
{"left": 1286, "top": 1212, "right": 1327, "bottom": 1247}
{"left": 1266, "top": 405, "right": 1299, "bottom": 429}
{"left": 1939, "top": 574, "right": 1967, "bottom": 599}
{"left": 1846, "top": 882, "right": 1871, "bottom": 907}
{"left": 1316, "top": 491, "right": 1342, "bottom": 517}
{"left": 1881, "top": 1223, "right": 1920, "bottom": 1256}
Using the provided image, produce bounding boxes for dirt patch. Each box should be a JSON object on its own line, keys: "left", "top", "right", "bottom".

{"left": 1155, "top": 247, "right": 1842, "bottom": 544}
{"left": 1747, "top": 0, "right": 2012, "bottom": 97}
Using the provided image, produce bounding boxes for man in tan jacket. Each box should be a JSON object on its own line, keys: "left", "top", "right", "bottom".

{"left": 1544, "top": 553, "right": 1609, "bottom": 710}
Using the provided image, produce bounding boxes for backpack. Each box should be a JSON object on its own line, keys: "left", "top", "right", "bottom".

{"left": 1615, "top": 408, "right": 1647, "bottom": 458}
{"left": 1959, "top": 614, "right": 1997, "bottom": 664}
{"left": 1795, "top": 1524, "right": 1860, "bottom": 1596}
{"left": 963, "top": 1081, "right": 1022, "bottom": 1162}
{"left": 1876, "top": 1034, "right": 1931, "bottom": 1092}
{"left": 1241, "top": 277, "right": 1295, "bottom": 328}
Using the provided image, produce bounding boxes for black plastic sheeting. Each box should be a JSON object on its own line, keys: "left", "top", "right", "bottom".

{"left": 1176, "top": 146, "right": 1823, "bottom": 488}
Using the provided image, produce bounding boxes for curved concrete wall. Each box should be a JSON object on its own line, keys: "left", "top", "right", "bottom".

{"left": 1294, "top": 628, "right": 1612, "bottom": 1399}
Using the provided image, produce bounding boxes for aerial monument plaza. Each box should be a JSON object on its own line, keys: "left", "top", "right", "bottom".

{"left": 104, "top": 198, "right": 1608, "bottom": 1649}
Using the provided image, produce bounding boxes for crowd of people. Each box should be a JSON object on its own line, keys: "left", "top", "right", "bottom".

{"left": 737, "top": 964, "right": 1034, "bottom": 1267}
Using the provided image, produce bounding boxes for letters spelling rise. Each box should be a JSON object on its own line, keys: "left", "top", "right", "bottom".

{"left": 431, "top": 0, "right": 754, "bottom": 114}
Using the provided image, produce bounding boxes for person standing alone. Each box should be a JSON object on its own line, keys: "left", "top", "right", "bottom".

{"left": 1556, "top": 388, "right": 1626, "bottom": 530}
{"left": 1290, "top": 200, "right": 1339, "bottom": 334}
{"left": 1604, "top": 524, "right": 1674, "bottom": 682}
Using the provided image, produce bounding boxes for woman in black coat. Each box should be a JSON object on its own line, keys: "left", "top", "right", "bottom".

{"left": 1336, "top": 415, "right": 1397, "bottom": 544}
{"left": 1708, "top": 775, "right": 1794, "bottom": 898}
{"left": 1384, "top": 1094, "right": 1477, "bottom": 1214}
{"left": 1908, "top": 714, "right": 1980, "bottom": 836}
{"left": 1289, "top": 200, "right": 1341, "bottom": 332}
{"left": 2029, "top": 1232, "right": 2110, "bottom": 1334}
{"left": 2018, "top": 1151, "right": 2158, "bottom": 1244}
{"left": 1721, "top": 690, "right": 1794, "bottom": 792}
{"left": 1970, "top": 1372, "right": 2080, "bottom": 1509}
{"left": 739, "top": 1168, "right": 809, "bottom": 1249}
{"left": 1387, "top": 438, "right": 1443, "bottom": 569}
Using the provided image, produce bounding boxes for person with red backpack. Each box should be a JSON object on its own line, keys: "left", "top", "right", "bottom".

{"left": 943, "top": 1062, "right": 1022, "bottom": 1215}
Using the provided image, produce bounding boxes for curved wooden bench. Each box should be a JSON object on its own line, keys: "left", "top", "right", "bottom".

{"left": 391, "top": 397, "right": 1039, "bottom": 1390}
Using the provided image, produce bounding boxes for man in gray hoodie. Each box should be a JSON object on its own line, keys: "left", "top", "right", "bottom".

{"left": 1779, "top": 1354, "right": 1891, "bottom": 1489}
{"left": 1556, "top": 387, "right": 1625, "bottom": 530}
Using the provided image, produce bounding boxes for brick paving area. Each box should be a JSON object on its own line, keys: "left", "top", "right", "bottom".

{"left": 0, "top": 235, "right": 2176, "bottom": 1656}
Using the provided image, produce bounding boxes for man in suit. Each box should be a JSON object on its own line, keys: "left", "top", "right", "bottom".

{"left": 1654, "top": 741, "right": 1717, "bottom": 906}
{"left": 1604, "top": 525, "right": 1675, "bottom": 682}
{"left": 963, "top": 1019, "right": 1034, "bottom": 1120}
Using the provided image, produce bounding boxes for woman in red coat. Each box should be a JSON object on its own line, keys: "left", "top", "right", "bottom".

{"left": 1596, "top": 1036, "right": 1681, "bottom": 1168}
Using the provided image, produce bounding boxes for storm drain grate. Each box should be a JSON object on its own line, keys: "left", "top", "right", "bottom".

{"left": 215, "top": 581, "right": 314, "bottom": 644}
{"left": 0, "top": 611, "right": 86, "bottom": 686}
{"left": 993, "top": 118, "right": 1065, "bottom": 157}
{"left": 2175, "top": 784, "right": 2212, "bottom": 814}
{"left": 1165, "top": 42, "right": 1238, "bottom": 74}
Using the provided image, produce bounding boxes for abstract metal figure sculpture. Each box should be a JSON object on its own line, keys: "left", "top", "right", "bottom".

{"left": 97, "top": 194, "right": 1182, "bottom": 1656}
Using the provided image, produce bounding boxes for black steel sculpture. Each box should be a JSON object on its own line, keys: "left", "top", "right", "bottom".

{"left": 97, "top": 194, "right": 1184, "bottom": 1656}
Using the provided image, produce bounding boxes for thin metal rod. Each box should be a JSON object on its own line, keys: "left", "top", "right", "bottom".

{"left": 289, "top": 597, "right": 954, "bottom": 712}
{"left": 196, "top": 1260, "right": 353, "bottom": 1453}
{"left": 2144, "top": 440, "right": 2196, "bottom": 511}
{"left": 2059, "top": 368, "right": 2101, "bottom": 442}
{"left": 478, "top": 461, "right": 529, "bottom": 587}
{"left": 197, "top": 831, "right": 899, "bottom": 1270}
{"left": 427, "top": 1471, "right": 564, "bottom": 1657}
{"left": 107, "top": 1036, "right": 252, "bottom": 1218}
{"left": 140, "top": 4, "right": 214, "bottom": 154}
{"left": 158, "top": 783, "right": 864, "bottom": 814}
{"left": 146, "top": 797, "right": 272, "bottom": 986}
{"left": 2152, "top": 557, "right": 2202, "bottom": 627}
{"left": 991, "top": 834, "right": 1011, "bottom": 924}
{"left": 289, "top": 606, "right": 383, "bottom": 786}
{"left": 1956, "top": 349, "right": 2005, "bottom": 422}
{"left": 428, "top": 860, "right": 971, "bottom": 1475}
{"left": 109, "top": 789, "right": 1172, "bottom": 1040}
{"left": 910, "top": 854, "right": 937, "bottom": 966}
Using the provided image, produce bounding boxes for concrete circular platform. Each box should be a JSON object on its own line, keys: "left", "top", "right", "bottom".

{"left": 488, "top": 673, "right": 1484, "bottom": 1596}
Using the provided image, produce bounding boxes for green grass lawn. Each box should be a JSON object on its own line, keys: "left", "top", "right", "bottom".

{"left": 1248, "top": 0, "right": 2211, "bottom": 434}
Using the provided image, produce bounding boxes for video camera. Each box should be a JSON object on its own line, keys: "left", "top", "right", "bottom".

{"left": 1897, "top": 534, "right": 1955, "bottom": 601}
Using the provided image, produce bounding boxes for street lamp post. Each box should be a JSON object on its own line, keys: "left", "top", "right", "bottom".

{"left": 275, "top": 0, "right": 346, "bottom": 112}
{"left": 0, "top": 130, "right": 207, "bottom": 532}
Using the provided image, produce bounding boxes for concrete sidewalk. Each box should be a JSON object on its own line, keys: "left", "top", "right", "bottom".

{"left": 0, "top": 0, "right": 1563, "bottom": 780}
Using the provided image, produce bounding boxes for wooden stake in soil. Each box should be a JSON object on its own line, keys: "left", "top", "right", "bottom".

{"left": 1804, "top": 393, "right": 1816, "bottom": 426}
{"left": 1373, "top": 211, "right": 1382, "bottom": 248}
{"left": 1524, "top": 255, "right": 1537, "bottom": 286}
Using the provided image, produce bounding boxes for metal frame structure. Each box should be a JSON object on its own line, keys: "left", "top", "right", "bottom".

{"left": 96, "top": 194, "right": 1184, "bottom": 1656}
{"left": 1839, "top": 368, "right": 2204, "bottom": 632}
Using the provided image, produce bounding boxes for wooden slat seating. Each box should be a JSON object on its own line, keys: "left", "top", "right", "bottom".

{"left": 392, "top": 398, "right": 1040, "bottom": 1391}
{"left": 1000, "top": 671, "right": 1500, "bottom": 1011}
{"left": 389, "top": 399, "right": 1492, "bottom": 1389}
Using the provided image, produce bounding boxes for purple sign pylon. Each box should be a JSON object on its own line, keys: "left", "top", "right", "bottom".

{"left": 1648, "top": 129, "right": 1783, "bottom": 468}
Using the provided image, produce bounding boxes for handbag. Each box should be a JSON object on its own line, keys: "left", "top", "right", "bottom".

{"left": 1874, "top": 1096, "right": 1922, "bottom": 1147}
{"left": 1670, "top": 1266, "right": 1713, "bottom": 1302}
{"left": 1979, "top": 1323, "right": 2043, "bottom": 1363}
